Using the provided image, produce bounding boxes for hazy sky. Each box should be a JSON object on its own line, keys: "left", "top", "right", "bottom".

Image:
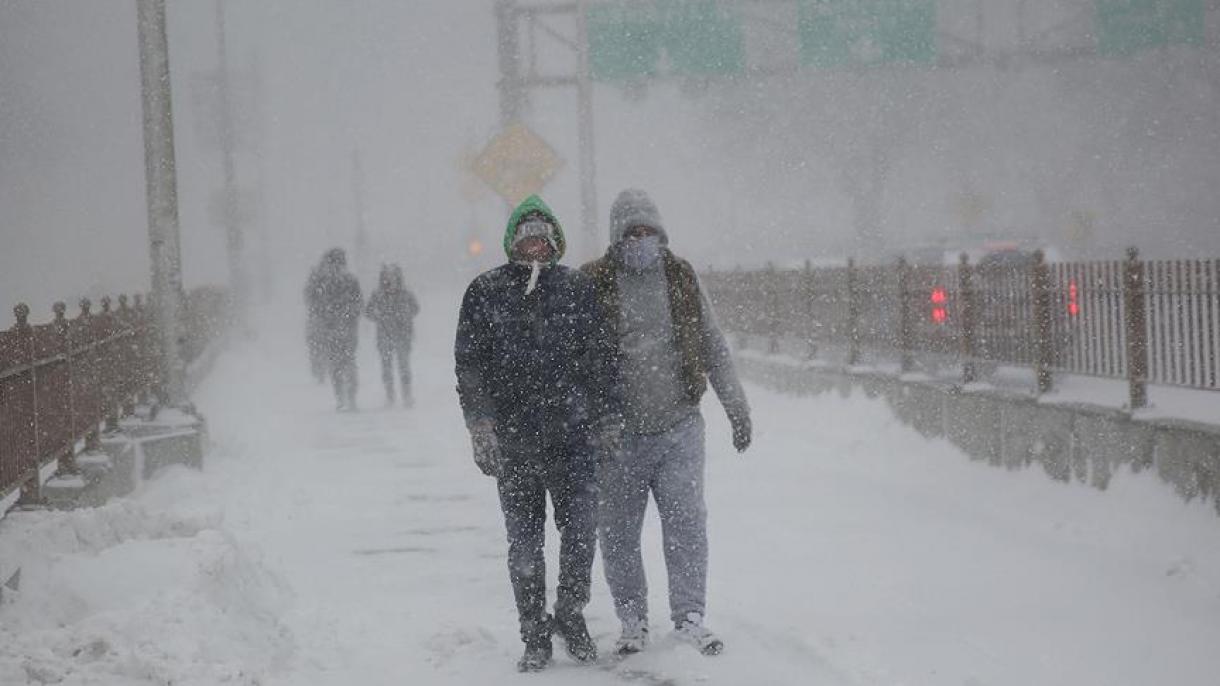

{"left": 2, "top": 1, "right": 1218, "bottom": 318}
{"left": 0, "top": 1, "right": 502, "bottom": 310}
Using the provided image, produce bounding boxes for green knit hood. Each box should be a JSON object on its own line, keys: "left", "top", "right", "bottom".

{"left": 503, "top": 195, "right": 565, "bottom": 262}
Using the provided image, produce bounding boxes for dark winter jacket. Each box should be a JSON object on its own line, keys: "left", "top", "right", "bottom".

{"left": 304, "top": 267, "right": 324, "bottom": 317}
{"left": 314, "top": 271, "right": 362, "bottom": 335}
{"left": 455, "top": 196, "right": 618, "bottom": 453}
{"left": 366, "top": 286, "right": 419, "bottom": 342}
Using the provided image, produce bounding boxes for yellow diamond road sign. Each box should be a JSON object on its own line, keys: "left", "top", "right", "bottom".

{"left": 473, "top": 123, "right": 563, "bottom": 205}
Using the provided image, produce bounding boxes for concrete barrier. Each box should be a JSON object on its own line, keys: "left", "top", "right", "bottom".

{"left": 737, "top": 352, "right": 1220, "bottom": 516}
{"left": 16, "top": 408, "right": 206, "bottom": 513}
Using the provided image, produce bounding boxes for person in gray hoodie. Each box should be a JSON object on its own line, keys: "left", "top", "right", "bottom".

{"left": 582, "top": 188, "right": 752, "bottom": 657}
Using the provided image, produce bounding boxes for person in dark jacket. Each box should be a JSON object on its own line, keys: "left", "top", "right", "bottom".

{"left": 365, "top": 263, "right": 419, "bottom": 407}
{"left": 303, "top": 259, "right": 328, "bottom": 383}
{"left": 454, "top": 195, "right": 616, "bottom": 673}
{"left": 314, "top": 247, "right": 363, "bottom": 411}
{"left": 583, "top": 189, "right": 752, "bottom": 657}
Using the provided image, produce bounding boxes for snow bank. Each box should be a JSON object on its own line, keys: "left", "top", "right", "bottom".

{"left": 0, "top": 470, "right": 295, "bottom": 686}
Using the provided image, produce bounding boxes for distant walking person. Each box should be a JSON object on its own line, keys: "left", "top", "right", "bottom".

{"left": 455, "top": 195, "right": 617, "bottom": 672}
{"left": 366, "top": 264, "right": 419, "bottom": 407}
{"left": 303, "top": 258, "right": 328, "bottom": 383}
{"left": 584, "top": 189, "right": 752, "bottom": 657}
{"left": 314, "top": 248, "right": 363, "bottom": 411}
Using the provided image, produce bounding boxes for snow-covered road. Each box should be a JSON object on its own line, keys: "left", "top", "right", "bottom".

{"left": 3, "top": 291, "right": 1219, "bottom": 686}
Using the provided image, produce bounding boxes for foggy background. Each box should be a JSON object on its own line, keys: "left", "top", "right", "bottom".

{"left": 2, "top": 0, "right": 1218, "bottom": 313}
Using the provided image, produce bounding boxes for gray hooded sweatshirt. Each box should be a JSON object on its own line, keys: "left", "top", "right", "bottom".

{"left": 608, "top": 189, "right": 749, "bottom": 435}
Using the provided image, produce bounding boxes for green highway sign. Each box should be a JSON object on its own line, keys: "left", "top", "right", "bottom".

{"left": 587, "top": 1, "right": 744, "bottom": 81}
{"left": 1096, "top": 0, "right": 1204, "bottom": 56}
{"left": 588, "top": 2, "right": 663, "bottom": 80}
{"left": 798, "top": 0, "right": 936, "bottom": 67}
{"left": 660, "top": 0, "right": 745, "bottom": 76}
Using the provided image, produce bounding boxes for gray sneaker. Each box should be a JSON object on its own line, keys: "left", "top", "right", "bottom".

{"left": 615, "top": 616, "right": 649, "bottom": 655}
{"left": 673, "top": 612, "right": 723, "bottom": 656}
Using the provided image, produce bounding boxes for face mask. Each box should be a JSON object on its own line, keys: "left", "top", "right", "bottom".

{"left": 621, "top": 235, "right": 663, "bottom": 271}
{"left": 513, "top": 220, "right": 557, "bottom": 253}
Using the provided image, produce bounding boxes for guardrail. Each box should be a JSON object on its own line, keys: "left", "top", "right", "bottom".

{"left": 0, "top": 288, "right": 228, "bottom": 506}
{"left": 703, "top": 248, "right": 1219, "bottom": 407}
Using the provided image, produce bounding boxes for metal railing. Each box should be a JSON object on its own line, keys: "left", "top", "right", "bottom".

{"left": 0, "top": 288, "right": 229, "bottom": 504}
{"left": 704, "top": 248, "right": 1220, "bottom": 408}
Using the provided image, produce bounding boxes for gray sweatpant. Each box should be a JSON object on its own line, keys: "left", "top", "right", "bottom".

{"left": 598, "top": 413, "right": 707, "bottom": 627}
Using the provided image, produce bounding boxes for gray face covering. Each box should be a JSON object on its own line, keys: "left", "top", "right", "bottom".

{"left": 621, "top": 235, "right": 663, "bottom": 271}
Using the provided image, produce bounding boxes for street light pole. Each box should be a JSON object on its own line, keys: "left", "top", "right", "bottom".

{"left": 215, "top": 0, "right": 247, "bottom": 323}
{"left": 352, "top": 149, "right": 369, "bottom": 280}
{"left": 575, "top": 0, "right": 599, "bottom": 256}
{"left": 497, "top": 0, "right": 599, "bottom": 254}
{"left": 135, "top": 0, "right": 187, "bottom": 407}
{"left": 496, "top": 0, "right": 525, "bottom": 127}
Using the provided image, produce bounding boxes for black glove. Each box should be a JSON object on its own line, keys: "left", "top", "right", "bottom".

{"left": 468, "top": 418, "right": 502, "bottom": 478}
{"left": 729, "top": 413, "right": 752, "bottom": 453}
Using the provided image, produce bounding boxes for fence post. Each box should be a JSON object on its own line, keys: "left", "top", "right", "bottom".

{"left": 117, "top": 295, "right": 137, "bottom": 416}
{"left": 1123, "top": 247, "right": 1149, "bottom": 409}
{"left": 897, "top": 257, "right": 912, "bottom": 373}
{"left": 57, "top": 302, "right": 79, "bottom": 475}
{"left": 100, "top": 296, "right": 120, "bottom": 432}
{"left": 78, "top": 298, "right": 102, "bottom": 454}
{"left": 1030, "top": 250, "right": 1054, "bottom": 394}
{"left": 13, "top": 304, "right": 43, "bottom": 507}
{"left": 133, "top": 294, "right": 154, "bottom": 405}
{"left": 958, "top": 253, "right": 977, "bottom": 384}
{"left": 846, "top": 257, "right": 860, "bottom": 367}
{"left": 766, "top": 262, "right": 779, "bottom": 354}
{"left": 804, "top": 259, "right": 818, "bottom": 360}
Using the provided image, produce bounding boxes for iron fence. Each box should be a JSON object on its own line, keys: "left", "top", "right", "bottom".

{"left": 704, "top": 248, "right": 1220, "bottom": 407}
{"left": 0, "top": 288, "right": 229, "bottom": 504}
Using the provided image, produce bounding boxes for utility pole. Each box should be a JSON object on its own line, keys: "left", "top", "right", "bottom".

{"left": 215, "top": 0, "right": 246, "bottom": 323}
{"left": 351, "top": 149, "right": 369, "bottom": 280}
{"left": 248, "top": 52, "right": 272, "bottom": 302}
{"left": 575, "top": 0, "right": 599, "bottom": 252}
{"left": 495, "top": 0, "right": 599, "bottom": 254}
{"left": 495, "top": 0, "right": 525, "bottom": 127}
{"left": 136, "top": 0, "right": 186, "bottom": 407}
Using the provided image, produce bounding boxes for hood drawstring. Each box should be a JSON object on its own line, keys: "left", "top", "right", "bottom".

{"left": 524, "top": 260, "right": 541, "bottom": 295}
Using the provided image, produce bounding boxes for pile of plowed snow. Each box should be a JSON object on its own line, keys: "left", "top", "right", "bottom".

{"left": 0, "top": 469, "right": 295, "bottom": 686}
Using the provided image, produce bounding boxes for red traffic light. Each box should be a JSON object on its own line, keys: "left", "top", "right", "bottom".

{"left": 930, "top": 287, "right": 948, "bottom": 324}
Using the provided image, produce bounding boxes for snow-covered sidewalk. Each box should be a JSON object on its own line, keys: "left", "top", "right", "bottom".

{"left": 2, "top": 292, "right": 1219, "bottom": 686}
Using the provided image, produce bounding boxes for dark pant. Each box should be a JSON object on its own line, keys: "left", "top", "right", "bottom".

{"left": 324, "top": 328, "right": 358, "bottom": 408}
{"left": 306, "top": 317, "right": 326, "bottom": 383}
{"left": 497, "top": 447, "right": 597, "bottom": 644}
{"left": 376, "top": 332, "right": 412, "bottom": 402}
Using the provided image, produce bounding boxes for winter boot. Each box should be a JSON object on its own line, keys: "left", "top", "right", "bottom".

{"left": 674, "top": 612, "right": 723, "bottom": 656}
{"left": 517, "top": 640, "right": 552, "bottom": 672}
{"left": 516, "top": 615, "right": 554, "bottom": 672}
{"left": 614, "top": 616, "right": 649, "bottom": 656}
{"left": 554, "top": 611, "right": 598, "bottom": 663}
